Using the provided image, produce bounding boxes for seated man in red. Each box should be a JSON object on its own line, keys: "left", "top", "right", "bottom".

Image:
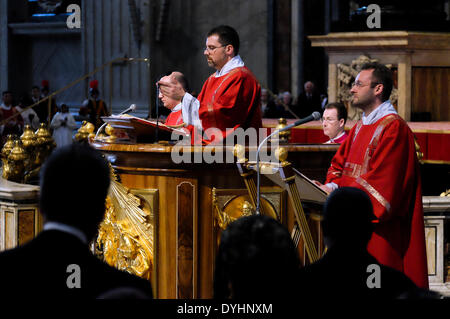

{"left": 322, "top": 102, "right": 348, "bottom": 144}
{"left": 158, "top": 25, "right": 262, "bottom": 144}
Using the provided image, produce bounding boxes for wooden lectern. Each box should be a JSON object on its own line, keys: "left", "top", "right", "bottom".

{"left": 91, "top": 139, "right": 338, "bottom": 298}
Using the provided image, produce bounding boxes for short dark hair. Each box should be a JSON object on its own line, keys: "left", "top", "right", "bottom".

{"left": 325, "top": 102, "right": 347, "bottom": 124}
{"left": 2, "top": 91, "right": 12, "bottom": 96}
{"left": 360, "top": 62, "right": 393, "bottom": 102}
{"left": 31, "top": 86, "right": 40, "bottom": 91}
{"left": 39, "top": 144, "right": 110, "bottom": 240}
{"left": 207, "top": 25, "right": 240, "bottom": 55}
{"left": 323, "top": 187, "right": 376, "bottom": 247}
{"left": 214, "top": 215, "right": 300, "bottom": 299}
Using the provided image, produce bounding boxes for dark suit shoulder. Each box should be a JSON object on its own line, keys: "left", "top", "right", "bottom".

{"left": 0, "top": 231, "right": 152, "bottom": 299}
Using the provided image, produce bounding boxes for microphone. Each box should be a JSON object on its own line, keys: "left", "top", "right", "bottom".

{"left": 94, "top": 104, "right": 137, "bottom": 139}
{"left": 280, "top": 111, "right": 321, "bottom": 132}
{"left": 119, "top": 103, "right": 137, "bottom": 115}
{"left": 255, "top": 112, "right": 321, "bottom": 213}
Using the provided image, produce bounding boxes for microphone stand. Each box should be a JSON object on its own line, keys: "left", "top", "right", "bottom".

{"left": 255, "top": 112, "right": 321, "bottom": 213}
{"left": 94, "top": 105, "right": 136, "bottom": 140}
{"left": 155, "top": 84, "right": 160, "bottom": 143}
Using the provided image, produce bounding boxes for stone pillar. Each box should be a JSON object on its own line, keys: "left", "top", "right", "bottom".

{"left": 0, "top": 1, "right": 8, "bottom": 92}
{"left": 0, "top": 179, "right": 41, "bottom": 251}
{"left": 397, "top": 54, "right": 412, "bottom": 121}
{"left": 328, "top": 63, "right": 338, "bottom": 102}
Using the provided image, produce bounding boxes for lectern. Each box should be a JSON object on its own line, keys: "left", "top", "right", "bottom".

{"left": 91, "top": 139, "right": 339, "bottom": 298}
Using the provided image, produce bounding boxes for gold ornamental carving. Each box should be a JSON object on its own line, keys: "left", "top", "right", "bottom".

{"left": 337, "top": 55, "right": 398, "bottom": 121}
{"left": 214, "top": 192, "right": 254, "bottom": 230}
{"left": 96, "top": 166, "right": 154, "bottom": 281}
{"left": 213, "top": 188, "right": 281, "bottom": 231}
{"left": 74, "top": 121, "right": 95, "bottom": 142}
{"left": 273, "top": 118, "right": 291, "bottom": 144}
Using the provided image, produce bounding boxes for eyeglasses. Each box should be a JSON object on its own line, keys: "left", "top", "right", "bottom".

{"left": 321, "top": 117, "right": 338, "bottom": 123}
{"left": 351, "top": 81, "right": 381, "bottom": 88}
{"left": 204, "top": 45, "right": 226, "bottom": 52}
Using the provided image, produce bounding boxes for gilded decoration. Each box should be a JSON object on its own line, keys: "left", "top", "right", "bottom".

{"left": 96, "top": 167, "right": 154, "bottom": 281}
{"left": 337, "top": 55, "right": 398, "bottom": 121}
{"left": 212, "top": 188, "right": 283, "bottom": 231}
{"left": 1, "top": 124, "right": 56, "bottom": 183}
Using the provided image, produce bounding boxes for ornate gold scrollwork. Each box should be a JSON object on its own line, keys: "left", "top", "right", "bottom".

{"left": 414, "top": 138, "right": 424, "bottom": 164}
{"left": 213, "top": 188, "right": 254, "bottom": 230}
{"left": 96, "top": 166, "right": 154, "bottom": 281}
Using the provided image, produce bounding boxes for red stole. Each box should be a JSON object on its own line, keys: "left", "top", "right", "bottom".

{"left": 326, "top": 114, "right": 428, "bottom": 289}
{"left": 197, "top": 66, "right": 262, "bottom": 144}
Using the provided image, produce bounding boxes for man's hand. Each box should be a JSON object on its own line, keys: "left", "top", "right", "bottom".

{"left": 157, "top": 74, "right": 186, "bottom": 102}
{"left": 312, "top": 180, "right": 332, "bottom": 194}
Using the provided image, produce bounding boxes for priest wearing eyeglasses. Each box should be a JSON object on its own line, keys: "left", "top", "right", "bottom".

{"left": 158, "top": 25, "right": 262, "bottom": 144}
{"left": 314, "top": 63, "right": 428, "bottom": 290}
{"left": 322, "top": 102, "right": 348, "bottom": 144}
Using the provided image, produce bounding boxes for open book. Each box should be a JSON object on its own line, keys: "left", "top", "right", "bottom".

{"left": 248, "top": 162, "right": 328, "bottom": 205}
{"left": 101, "top": 114, "right": 190, "bottom": 142}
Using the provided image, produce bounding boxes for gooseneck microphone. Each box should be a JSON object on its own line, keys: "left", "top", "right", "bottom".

{"left": 255, "top": 111, "right": 321, "bottom": 213}
{"left": 119, "top": 103, "right": 137, "bottom": 115}
{"left": 94, "top": 104, "right": 137, "bottom": 139}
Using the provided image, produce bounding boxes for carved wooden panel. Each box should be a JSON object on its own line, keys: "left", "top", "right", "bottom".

{"left": 176, "top": 182, "right": 196, "bottom": 299}
{"left": 18, "top": 210, "right": 35, "bottom": 246}
{"left": 412, "top": 67, "right": 450, "bottom": 121}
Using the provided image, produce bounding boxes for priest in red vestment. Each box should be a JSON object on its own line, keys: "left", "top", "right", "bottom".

{"left": 158, "top": 25, "right": 262, "bottom": 144}
{"left": 314, "top": 63, "right": 428, "bottom": 289}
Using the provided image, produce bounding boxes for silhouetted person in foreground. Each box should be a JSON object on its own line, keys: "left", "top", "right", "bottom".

{"left": 298, "top": 187, "right": 439, "bottom": 300}
{"left": 0, "top": 144, "right": 153, "bottom": 299}
{"left": 214, "top": 214, "right": 301, "bottom": 300}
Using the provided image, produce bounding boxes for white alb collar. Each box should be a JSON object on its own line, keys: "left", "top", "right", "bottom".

{"left": 215, "top": 55, "right": 245, "bottom": 77}
{"left": 172, "top": 103, "right": 182, "bottom": 112}
{"left": 362, "top": 100, "right": 397, "bottom": 125}
{"left": 329, "top": 131, "right": 346, "bottom": 143}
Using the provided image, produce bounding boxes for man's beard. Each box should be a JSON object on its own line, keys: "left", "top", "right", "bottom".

{"left": 351, "top": 95, "right": 371, "bottom": 109}
{"left": 207, "top": 59, "right": 216, "bottom": 69}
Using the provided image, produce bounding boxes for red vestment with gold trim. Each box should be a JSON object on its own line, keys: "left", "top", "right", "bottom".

{"left": 325, "top": 114, "right": 428, "bottom": 288}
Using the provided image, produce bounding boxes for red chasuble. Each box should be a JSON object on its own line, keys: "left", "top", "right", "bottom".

{"left": 165, "top": 109, "right": 183, "bottom": 126}
{"left": 325, "top": 114, "right": 428, "bottom": 288}
{"left": 197, "top": 66, "right": 262, "bottom": 144}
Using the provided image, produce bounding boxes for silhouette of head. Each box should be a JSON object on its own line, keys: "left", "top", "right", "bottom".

{"left": 214, "top": 214, "right": 300, "bottom": 299}
{"left": 322, "top": 187, "right": 376, "bottom": 249}
{"left": 39, "top": 144, "right": 110, "bottom": 241}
